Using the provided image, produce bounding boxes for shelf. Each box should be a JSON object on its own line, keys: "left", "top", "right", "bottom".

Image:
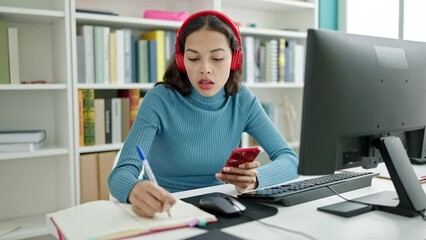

{"left": 223, "top": 0, "right": 315, "bottom": 12}
{"left": 0, "top": 147, "right": 69, "bottom": 161}
{"left": 246, "top": 82, "right": 304, "bottom": 89}
{"left": 77, "top": 83, "right": 154, "bottom": 90}
{"left": 0, "top": 84, "right": 68, "bottom": 90}
{"left": 0, "top": 214, "right": 47, "bottom": 240}
{"left": 75, "top": 13, "right": 181, "bottom": 30}
{"left": 0, "top": 7, "right": 65, "bottom": 23}
{"left": 240, "top": 27, "right": 307, "bottom": 39}
{"left": 79, "top": 143, "right": 123, "bottom": 154}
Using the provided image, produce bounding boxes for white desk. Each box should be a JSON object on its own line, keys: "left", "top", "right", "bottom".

{"left": 47, "top": 165, "right": 426, "bottom": 240}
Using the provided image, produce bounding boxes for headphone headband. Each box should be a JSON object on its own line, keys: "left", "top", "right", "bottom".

{"left": 175, "top": 10, "right": 243, "bottom": 72}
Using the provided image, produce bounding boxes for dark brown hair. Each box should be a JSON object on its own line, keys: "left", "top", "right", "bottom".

{"left": 156, "top": 14, "right": 243, "bottom": 96}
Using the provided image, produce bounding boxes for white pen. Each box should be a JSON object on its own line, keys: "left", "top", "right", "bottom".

{"left": 136, "top": 146, "right": 171, "bottom": 218}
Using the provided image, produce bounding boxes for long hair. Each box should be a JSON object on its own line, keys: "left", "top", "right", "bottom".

{"left": 157, "top": 14, "right": 243, "bottom": 96}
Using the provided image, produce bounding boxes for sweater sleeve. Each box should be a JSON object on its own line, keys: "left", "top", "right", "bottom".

{"left": 108, "top": 86, "right": 170, "bottom": 203}
{"left": 242, "top": 88, "right": 299, "bottom": 188}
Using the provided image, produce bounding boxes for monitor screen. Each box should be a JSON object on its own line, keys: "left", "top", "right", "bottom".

{"left": 298, "top": 29, "right": 426, "bottom": 217}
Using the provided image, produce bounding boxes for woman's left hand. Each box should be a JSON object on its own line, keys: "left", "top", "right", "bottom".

{"left": 215, "top": 161, "right": 261, "bottom": 193}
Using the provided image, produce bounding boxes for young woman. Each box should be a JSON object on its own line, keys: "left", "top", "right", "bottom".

{"left": 109, "top": 10, "right": 299, "bottom": 218}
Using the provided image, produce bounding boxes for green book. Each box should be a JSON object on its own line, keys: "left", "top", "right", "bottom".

{"left": 137, "top": 39, "right": 149, "bottom": 83}
{"left": 83, "top": 89, "right": 95, "bottom": 146}
{"left": 0, "top": 21, "right": 10, "bottom": 84}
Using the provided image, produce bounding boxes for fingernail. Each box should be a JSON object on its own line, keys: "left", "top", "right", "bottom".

{"left": 223, "top": 167, "right": 230, "bottom": 172}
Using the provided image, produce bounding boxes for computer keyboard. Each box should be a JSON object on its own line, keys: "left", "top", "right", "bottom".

{"left": 238, "top": 172, "right": 379, "bottom": 206}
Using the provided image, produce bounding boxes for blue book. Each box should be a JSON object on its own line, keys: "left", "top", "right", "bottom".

{"left": 131, "top": 35, "right": 137, "bottom": 83}
{"left": 147, "top": 40, "right": 157, "bottom": 83}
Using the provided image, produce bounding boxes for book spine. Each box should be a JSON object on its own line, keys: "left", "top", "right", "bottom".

{"left": 103, "top": 27, "right": 110, "bottom": 84}
{"left": 80, "top": 153, "right": 99, "bottom": 203}
{"left": 115, "top": 30, "right": 125, "bottom": 84}
{"left": 111, "top": 98, "right": 122, "bottom": 143}
{"left": 104, "top": 98, "right": 112, "bottom": 144}
{"left": 137, "top": 40, "right": 149, "bottom": 83}
{"left": 83, "top": 89, "right": 96, "bottom": 146}
{"left": 118, "top": 89, "right": 140, "bottom": 128}
{"left": 0, "top": 21, "right": 10, "bottom": 84}
{"left": 76, "top": 35, "right": 86, "bottom": 83}
{"left": 8, "top": 28, "right": 20, "bottom": 84}
{"left": 123, "top": 29, "right": 132, "bottom": 83}
{"left": 94, "top": 98, "right": 106, "bottom": 145}
{"left": 81, "top": 25, "right": 94, "bottom": 84}
{"left": 120, "top": 98, "right": 130, "bottom": 141}
{"left": 147, "top": 40, "right": 157, "bottom": 83}
{"left": 109, "top": 32, "right": 117, "bottom": 84}
{"left": 94, "top": 26, "right": 105, "bottom": 83}
{"left": 78, "top": 90, "right": 85, "bottom": 146}
{"left": 141, "top": 30, "right": 165, "bottom": 82}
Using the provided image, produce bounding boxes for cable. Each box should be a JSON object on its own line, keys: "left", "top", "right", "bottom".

{"left": 326, "top": 186, "right": 372, "bottom": 206}
{"left": 241, "top": 213, "right": 319, "bottom": 240}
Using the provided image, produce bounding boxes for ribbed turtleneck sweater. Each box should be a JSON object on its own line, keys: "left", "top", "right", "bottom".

{"left": 109, "top": 84, "right": 298, "bottom": 203}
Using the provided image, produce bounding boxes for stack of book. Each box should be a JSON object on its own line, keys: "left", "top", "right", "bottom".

{"left": 0, "top": 130, "right": 46, "bottom": 153}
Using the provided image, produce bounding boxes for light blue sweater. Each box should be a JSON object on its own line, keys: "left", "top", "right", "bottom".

{"left": 109, "top": 84, "right": 299, "bottom": 203}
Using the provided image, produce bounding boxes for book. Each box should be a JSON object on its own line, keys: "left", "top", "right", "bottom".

{"left": 120, "top": 98, "right": 130, "bottom": 141}
{"left": 104, "top": 98, "right": 112, "bottom": 144}
{"left": 115, "top": 29, "right": 125, "bottom": 84}
{"left": 94, "top": 26, "right": 110, "bottom": 83}
{"left": 109, "top": 32, "right": 118, "bottom": 84}
{"left": 78, "top": 90, "right": 85, "bottom": 146}
{"left": 136, "top": 39, "right": 149, "bottom": 83}
{"left": 80, "top": 153, "right": 99, "bottom": 203}
{"left": 0, "top": 21, "right": 10, "bottom": 84}
{"left": 80, "top": 25, "right": 95, "bottom": 84}
{"left": 118, "top": 89, "right": 140, "bottom": 129}
{"left": 147, "top": 40, "right": 158, "bottom": 83}
{"left": 94, "top": 98, "right": 106, "bottom": 145}
{"left": 98, "top": 151, "right": 117, "bottom": 200}
{"left": 123, "top": 29, "right": 132, "bottom": 83}
{"left": 76, "top": 35, "right": 86, "bottom": 83}
{"left": 141, "top": 30, "right": 165, "bottom": 82}
{"left": 0, "top": 142, "right": 43, "bottom": 153}
{"left": 48, "top": 199, "right": 217, "bottom": 240}
{"left": 8, "top": 27, "right": 20, "bottom": 84}
{"left": 0, "top": 130, "right": 46, "bottom": 143}
{"left": 83, "top": 89, "right": 96, "bottom": 146}
{"left": 111, "top": 98, "right": 122, "bottom": 143}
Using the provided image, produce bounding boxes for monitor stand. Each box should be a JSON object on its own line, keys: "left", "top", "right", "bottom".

{"left": 318, "top": 136, "right": 426, "bottom": 217}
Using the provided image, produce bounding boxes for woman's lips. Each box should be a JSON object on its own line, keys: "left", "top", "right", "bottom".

{"left": 198, "top": 79, "right": 214, "bottom": 90}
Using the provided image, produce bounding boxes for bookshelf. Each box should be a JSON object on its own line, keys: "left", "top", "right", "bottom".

{"left": 0, "top": 1, "right": 74, "bottom": 239}
{"left": 0, "top": 0, "right": 317, "bottom": 238}
{"left": 71, "top": 0, "right": 317, "bottom": 202}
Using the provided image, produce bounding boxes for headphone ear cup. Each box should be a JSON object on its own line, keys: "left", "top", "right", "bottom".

{"left": 231, "top": 49, "right": 243, "bottom": 70}
{"left": 175, "top": 52, "right": 186, "bottom": 72}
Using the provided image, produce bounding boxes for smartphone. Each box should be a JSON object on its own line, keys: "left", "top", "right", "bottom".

{"left": 223, "top": 147, "right": 260, "bottom": 168}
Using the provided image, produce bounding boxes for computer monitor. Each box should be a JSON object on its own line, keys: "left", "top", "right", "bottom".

{"left": 298, "top": 29, "right": 426, "bottom": 217}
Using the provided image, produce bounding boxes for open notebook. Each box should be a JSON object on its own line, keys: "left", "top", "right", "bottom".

{"left": 48, "top": 199, "right": 217, "bottom": 240}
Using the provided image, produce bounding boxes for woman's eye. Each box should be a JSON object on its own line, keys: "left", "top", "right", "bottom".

{"left": 188, "top": 58, "right": 199, "bottom": 61}
{"left": 213, "top": 57, "right": 224, "bottom": 61}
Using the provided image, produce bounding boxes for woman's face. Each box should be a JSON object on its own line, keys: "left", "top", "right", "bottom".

{"left": 184, "top": 29, "right": 232, "bottom": 97}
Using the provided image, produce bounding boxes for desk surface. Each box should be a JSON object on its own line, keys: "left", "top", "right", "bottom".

{"left": 48, "top": 164, "right": 426, "bottom": 240}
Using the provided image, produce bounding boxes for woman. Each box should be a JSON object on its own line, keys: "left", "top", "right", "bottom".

{"left": 109, "top": 10, "right": 299, "bottom": 218}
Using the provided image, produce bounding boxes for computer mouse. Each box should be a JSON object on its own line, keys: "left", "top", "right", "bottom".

{"left": 198, "top": 192, "right": 246, "bottom": 216}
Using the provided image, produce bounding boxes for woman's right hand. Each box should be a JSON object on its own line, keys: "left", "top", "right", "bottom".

{"left": 128, "top": 181, "right": 176, "bottom": 218}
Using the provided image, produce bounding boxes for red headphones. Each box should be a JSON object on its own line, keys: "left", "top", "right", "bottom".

{"left": 174, "top": 10, "right": 243, "bottom": 72}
